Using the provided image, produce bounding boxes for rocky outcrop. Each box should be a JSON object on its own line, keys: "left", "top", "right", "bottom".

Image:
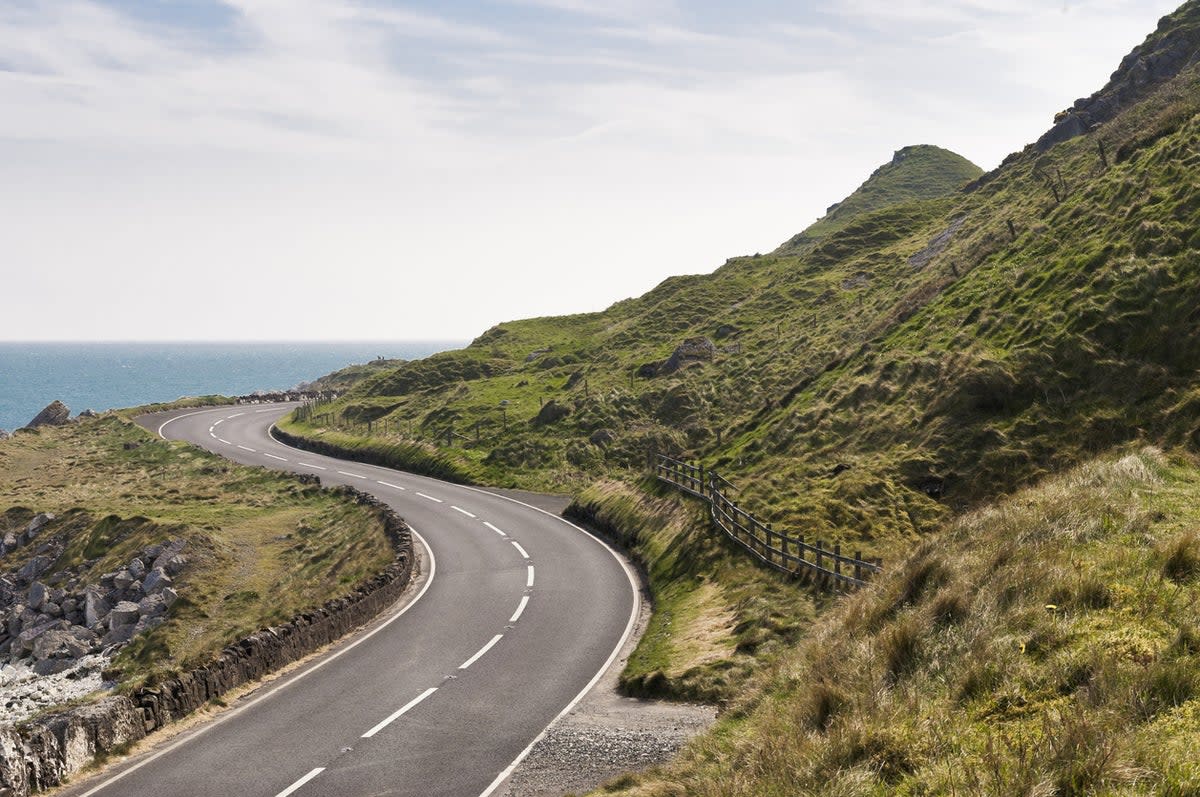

{"left": 0, "top": 491, "right": 414, "bottom": 797}
{"left": 658, "top": 338, "right": 717, "bottom": 376}
{"left": 1, "top": 528, "right": 183, "bottom": 691}
{"left": 1035, "top": 4, "right": 1200, "bottom": 151}
{"left": 24, "top": 402, "right": 71, "bottom": 429}
{"left": 0, "top": 430, "right": 10, "bottom": 441}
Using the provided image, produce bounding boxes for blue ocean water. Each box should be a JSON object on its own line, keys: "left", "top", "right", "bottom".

{"left": 0, "top": 342, "right": 463, "bottom": 432}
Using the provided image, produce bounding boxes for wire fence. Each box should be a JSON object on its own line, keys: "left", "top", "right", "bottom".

{"left": 652, "top": 454, "right": 882, "bottom": 592}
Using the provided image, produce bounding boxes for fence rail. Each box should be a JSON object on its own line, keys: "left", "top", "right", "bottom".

{"left": 653, "top": 454, "right": 882, "bottom": 592}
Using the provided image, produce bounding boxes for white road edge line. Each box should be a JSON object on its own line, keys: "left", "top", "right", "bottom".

{"left": 361, "top": 687, "right": 439, "bottom": 739}
{"left": 73, "top": 511, "right": 438, "bottom": 797}
{"left": 526, "top": 565, "right": 535, "bottom": 588}
{"left": 274, "top": 767, "right": 325, "bottom": 797}
{"left": 510, "top": 540, "right": 529, "bottom": 559}
{"left": 299, "top": 463, "right": 326, "bottom": 471}
{"left": 237, "top": 445, "right": 256, "bottom": 452}
{"left": 262, "top": 419, "right": 642, "bottom": 797}
{"left": 255, "top": 408, "right": 278, "bottom": 413}
{"left": 417, "top": 492, "right": 443, "bottom": 503}
{"left": 483, "top": 522, "right": 506, "bottom": 537}
{"left": 451, "top": 505, "right": 476, "bottom": 518}
{"left": 264, "top": 453, "right": 288, "bottom": 462}
{"left": 377, "top": 480, "right": 406, "bottom": 490}
{"left": 509, "top": 595, "right": 529, "bottom": 623}
{"left": 459, "top": 634, "right": 503, "bottom": 670}
{"left": 337, "top": 470, "right": 366, "bottom": 479}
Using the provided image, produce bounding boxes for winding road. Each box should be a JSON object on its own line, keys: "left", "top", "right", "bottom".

{"left": 57, "top": 403, "right": 638, "bottom": 797}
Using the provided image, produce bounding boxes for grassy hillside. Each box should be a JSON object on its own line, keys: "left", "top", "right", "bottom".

{"left": 594, "top": 447, "right": 1200, "bottom": 794}
{"left": 280, "top": 0, "right": 1200, "bottom": 567}
{"left": 0, "top": 415, "right": 393, "bottom": 689}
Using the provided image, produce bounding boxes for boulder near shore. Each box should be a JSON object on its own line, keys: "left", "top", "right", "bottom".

{"left": 25, "top": 401, "right": 71, "bottom": 429}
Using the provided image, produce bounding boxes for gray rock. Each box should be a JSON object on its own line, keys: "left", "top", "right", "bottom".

{"left": 84, "top": 589, "right": 111, "bottom": 628}
{"left": 78, "top": 409, "right": 99, "bottom": 418}
{"left": 142, "top": 568, "right": 172, "bottom": 594}
{"left": 127, "top": 557, "right": 147, "bottom": 580}
{"left": 103, "top": 622, "right": 138, "bottom": 647}
{"left": 161, "top": 586, "right": 179, "bottom": 607}
{"left": 138, "top": 594, "right": 166, "bottom": 616}
{"left": 109, "top": 601, "right": 141, "bottom": 628}
{"left": 113, "top": 570, "right": 135, "bottom": 591}
{"left": 151, "top": 540, "right": 186, "bottom": 573}
{"left": 17, "top": 618, "right": 62, "bottom": 654}
{"left": 28, "top": 581, "right": 49, "bottom": 610}
{"left": 0, "top": 429, "right": 9, "bottom": 440}
{"left": 26, "top": 512, "right": 54, "bottom": 535}
{"left": 25, "top": 400, "right": 71, "bottom": 428}
{"left": 163, "top": 554, "right": 188, "bottom": 576}
{"left": 32, "top": 628, "right": 89, "bottom": 661}
{"left": 33, "top": 657, "right": 74, "bottom": 675}
{"left": 659, "top": 337, "right": 716, "bottom": 375}
{"left": 18, "top": 555, "right": 52, "bottom": 582}
{"left": 44, "top": 602, "right": 63, "bottom": 618}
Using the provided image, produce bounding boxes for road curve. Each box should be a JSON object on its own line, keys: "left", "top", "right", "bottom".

{"left": 58, "top": 403, "right": 638, "bottom": 797}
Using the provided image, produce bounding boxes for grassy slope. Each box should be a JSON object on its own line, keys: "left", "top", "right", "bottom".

{"left": 0, "top": 416, "right": 393, "bottom": 689}
{"left": 282, "top": 3, "right": 1200, "bottom": 563}
{"left": 598, "top": 448, "right": 1200, "bottom": 795}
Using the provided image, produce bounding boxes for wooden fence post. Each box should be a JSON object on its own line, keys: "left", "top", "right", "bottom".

{"left": 855, "top": 551, "right": 863, "bottom": 584}
{"left": 834, "top": 543, "right": 842, "bottom": 579}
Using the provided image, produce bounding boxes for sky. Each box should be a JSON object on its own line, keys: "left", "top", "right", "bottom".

{"left": 0, "top": 0, "right": 1182, "bottom": 342}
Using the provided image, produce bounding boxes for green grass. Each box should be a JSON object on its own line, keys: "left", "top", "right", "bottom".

{"left": 0, "top": 415, "right": 394, "bottom": 689}
{"left": 592, "top": 448, "right": 1200, "bottom": 795}
{"left": 568, "top": 479, "right": 819, "bottom": 703}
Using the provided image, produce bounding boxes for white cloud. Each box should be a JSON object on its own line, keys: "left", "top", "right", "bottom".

{"left": 0, "top": 0, "right": 1186, "bottom": 341}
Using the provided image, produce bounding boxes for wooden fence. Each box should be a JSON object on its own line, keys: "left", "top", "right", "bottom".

{"left": 652, "top": 454, "right": 882, "bottom": 592}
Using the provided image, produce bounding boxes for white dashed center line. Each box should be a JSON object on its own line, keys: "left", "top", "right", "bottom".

{"left": 526, "top": 565, "right": 535, "bottom": 588}
{"left": 217, "top": 438, "right": 232, "bottom": 445}
{"left": 509, "top": 595, "right": 529, "bottom": 623}
{"left": 213, "top": 418, "right": 224, "bottom": 426}
{"left": 298, "top": 462, "right": 326, "bottom": 470}
{"left": 264, "top": 453, "right": 288, "bottom": 462}
{"left": 274, "top": 767, "right": 324, "bottom": 797}
{"left": 483, "top": 522, "right": 506, "bottom": 537}
{"left": 237, "top": 445, "right": 256, "bottom": 452}
{"left": 361, "top": 687, "right": 439, "bottom": 739}
{"left": 228, "top": 412, "right": 244, "bottom": 418}
{"left": 417, "top": 492, "right": 443, "bottom": 503}
{"left": 459, "top": 634, "right": 503, "bottom": 670}
{"left": 337, "top": 470, "right": 366, "bottom": 479}
{"left": 377, "top": 480, "right": 406, "bottom": 490}
{"left": 510, "top": 540, "right": 529, "bottom": 559}
{"left": 451, "top": 505, "right": 476, "bottom": 518}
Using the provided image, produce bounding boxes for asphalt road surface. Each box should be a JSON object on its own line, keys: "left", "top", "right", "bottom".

{"left": 57, "top": 404, "right": 638, "bottom": 797}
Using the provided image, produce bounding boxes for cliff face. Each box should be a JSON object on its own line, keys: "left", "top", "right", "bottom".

{"left": 1036, "top": 0, "right": 1200, "bottom": 150}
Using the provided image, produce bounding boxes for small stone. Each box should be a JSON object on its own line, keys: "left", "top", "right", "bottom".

{"left": 127, "top": 558, "right": 147, "bottom": 580}
{"left": 109, "top": 601, "right": 141, "bottom": 627}
{"left": 161, "top": 587, "right": 179, "bottom": 607}
{"left": 84, "top": 589, "right": 110, "bottom": 628}
{"left": 27, "top": 581, "right": 49, "bottom": 610}
{"left": 142, "top": 568, "right": 172, "bottom": 594}
{"left": 113, "top": 570, "right": 135, "bottom": 591}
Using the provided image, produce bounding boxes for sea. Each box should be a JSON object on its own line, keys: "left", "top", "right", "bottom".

{"left": 0, "top": 342, "right": 463, "bottom": 432}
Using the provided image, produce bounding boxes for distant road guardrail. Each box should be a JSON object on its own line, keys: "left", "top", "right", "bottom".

{"left": 652, "top": 454, "right": 882, "bottom": 592}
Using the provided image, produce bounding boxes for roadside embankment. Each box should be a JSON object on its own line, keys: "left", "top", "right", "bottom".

{"left": 0, "top": 489, "right": 414, "bottom": 796}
